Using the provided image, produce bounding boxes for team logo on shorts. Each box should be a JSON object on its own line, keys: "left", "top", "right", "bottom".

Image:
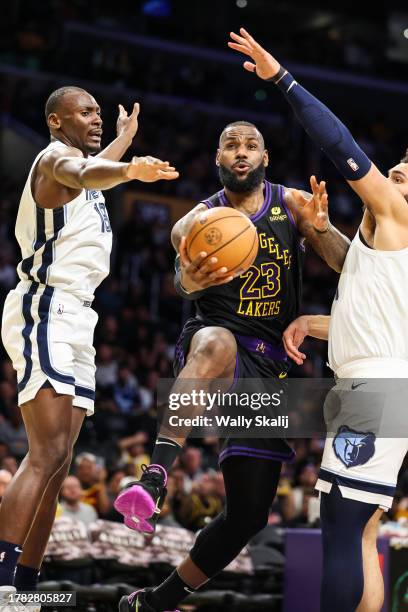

{"left": 333, "top": 426, "right": 376, "bottom": 469}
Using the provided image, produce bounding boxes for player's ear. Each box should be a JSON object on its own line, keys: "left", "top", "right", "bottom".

{"left": 263, "top": 149, "right": 269, "bottom": 167}
{"left": 48, "top": 113, "right": 61, "bottom": 130}
{"left": 215, "top": 149, "right": 221, "bottom": 167}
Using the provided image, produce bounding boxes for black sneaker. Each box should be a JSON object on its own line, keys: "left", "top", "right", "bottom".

{"left": 118, "top": 588, "right": 180, "bottom": 612}
{"left": 114, "top": 464, "right": 167, "bottom": 533}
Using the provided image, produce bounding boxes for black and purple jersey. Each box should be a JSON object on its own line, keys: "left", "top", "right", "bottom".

{"left": 194, "top": 181, "right": 304, "bottom": 348}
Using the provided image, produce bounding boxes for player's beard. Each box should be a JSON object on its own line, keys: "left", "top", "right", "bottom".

{"left": 219, "top": 162, "right": 265, "bottom": 193}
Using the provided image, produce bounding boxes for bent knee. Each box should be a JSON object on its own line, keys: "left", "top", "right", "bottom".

{"left": 188, "top": 328, "right": 237, "bottom": 378}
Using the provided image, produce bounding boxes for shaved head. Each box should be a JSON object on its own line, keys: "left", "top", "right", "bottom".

{"left": 44, "top": 86, "right": 88, "bottom": 120}
{"left": 401, "top": 149, "right": 408, "bottom": 164}
{"left": 219, "top": 121, "right": 265, "bottom": 149}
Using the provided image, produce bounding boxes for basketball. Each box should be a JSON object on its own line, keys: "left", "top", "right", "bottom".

{"left": 186, "top": 207, "right": 258, "bottom": 275}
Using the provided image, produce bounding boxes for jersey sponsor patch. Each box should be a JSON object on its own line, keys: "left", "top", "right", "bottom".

{"left": 333, "top": 425, "right": 376, "bottom": 468}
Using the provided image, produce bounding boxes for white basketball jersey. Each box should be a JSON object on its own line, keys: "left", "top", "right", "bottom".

{"left": 328, "top": 230, "right": 408, "bottom": 374}
{"left": 16, "top": 141, "right": 112, "bottom": 300}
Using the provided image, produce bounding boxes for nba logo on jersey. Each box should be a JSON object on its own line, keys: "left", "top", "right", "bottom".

{"left": 0, "top": 551, "right": 5, "bottom": 563}
{"left": 57, "top": 304, "right": 64, "bottom": 315}
{"left": 333, "top": 426, "right": 376, "bottom": 468}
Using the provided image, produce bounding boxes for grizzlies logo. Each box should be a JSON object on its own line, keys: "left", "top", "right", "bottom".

{"left": 333, "top": 426, "right": 376, "bottom": 468}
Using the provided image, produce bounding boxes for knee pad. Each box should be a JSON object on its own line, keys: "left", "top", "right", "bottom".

{"left": 320, "top": 485, "right": 378, "bottom": 612}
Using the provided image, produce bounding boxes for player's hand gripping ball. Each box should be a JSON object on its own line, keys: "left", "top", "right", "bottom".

{"left": 186, "top": 208, "right": 258, "bottom": 276}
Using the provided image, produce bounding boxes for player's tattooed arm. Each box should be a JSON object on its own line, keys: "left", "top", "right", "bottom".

{"left": 284, "top": 176, "right": 350, "bottom": 273}
{"left": 97, "top": 103, "right": 140, "bottom": 162}
{"left": 283, "top": 315, "right": 330, "bottom": 365}
{"left": 171, "top": 203, "right": 209, "bottom": 251}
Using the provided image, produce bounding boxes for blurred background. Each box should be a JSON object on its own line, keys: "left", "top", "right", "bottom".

{"left": 1, "top": 1, "right": 408, "bottom": 610}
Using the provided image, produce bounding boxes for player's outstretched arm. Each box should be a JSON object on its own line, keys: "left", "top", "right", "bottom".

{"left": 284, "top": 175, "right": 350, "bottom": 273}
{"left": 42, "top": 148, "right": 179, "bottom": 190}
{"left": 97, "top": 102, "right": 140, "bottom": 162}
{"left": 228, "top": 28, "right": 407, "bottom": 223}
{"left": 283, "top": 315, "right": 330, "bottom": 365}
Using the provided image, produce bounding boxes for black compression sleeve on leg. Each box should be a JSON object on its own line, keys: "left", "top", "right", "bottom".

{"left": 320, "top": 485, "right": 378, "bottom": 612}
{"left": 190, "top": 456, "right": 281, "bottom": 577}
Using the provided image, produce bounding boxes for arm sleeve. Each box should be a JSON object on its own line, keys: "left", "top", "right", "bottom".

{"left": 273, "top": 71, "right": 371, "bottom": 181}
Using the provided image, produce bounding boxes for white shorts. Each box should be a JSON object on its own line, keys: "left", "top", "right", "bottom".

{"left": 316, "top": 359, "right": 408, "bottom": 510}
{"left": 1, "top": 281, "right": 98, "bottom": 415}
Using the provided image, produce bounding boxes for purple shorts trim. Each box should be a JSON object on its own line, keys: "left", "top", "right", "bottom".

{"left": 219, "top": 445, "right": 295, "bottom": 462}
{"left": 219, "top": 448, "right": 295, "bottom": 464}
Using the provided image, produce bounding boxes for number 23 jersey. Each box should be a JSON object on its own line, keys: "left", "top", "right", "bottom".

{"left": 195, "top": 181, "right": 304, "bottom": 345}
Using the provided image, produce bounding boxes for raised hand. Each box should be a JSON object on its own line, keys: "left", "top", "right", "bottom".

{"left": 291, "top": 176, "right": 329, "bottom": 233}
{"left": 179, "top": 236, "right": 234, "bottom": 292}
{"left": 126, "top": 156, "right": 179, "bottom": 182}
{"left": 117, "top": 102, "right": 140, "bottom": 141}
{"left": 228, "top": 27, "right": 281, "bottom": 80}
{"left": 283, "top": 316, "right": 310, "bottom": 365}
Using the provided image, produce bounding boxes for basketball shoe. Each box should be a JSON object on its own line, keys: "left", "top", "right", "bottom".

{"left": 114, "top": 465, "right": 167, "bottom": 533}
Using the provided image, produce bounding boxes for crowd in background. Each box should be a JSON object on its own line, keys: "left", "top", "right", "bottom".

{"left": 1, "top": 0, "right": 408, "bottom": 545}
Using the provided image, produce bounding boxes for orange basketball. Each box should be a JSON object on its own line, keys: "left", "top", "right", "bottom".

{"left": 186, "top": 207, "right": 258, "bottom": 275}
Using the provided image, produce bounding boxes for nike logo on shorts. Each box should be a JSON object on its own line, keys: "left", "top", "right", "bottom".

{"left": 351, "top": 382, "right": 367, "bottom": 390}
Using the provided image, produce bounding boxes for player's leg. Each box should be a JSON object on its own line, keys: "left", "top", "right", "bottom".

{"left": 320, "top": 486, "right": 381, "bottom": 612}
{"left": 119, "top": 456, "right": 282, "bottom": 611}
{"left": 0, "top": 388, "right": 73, "bottom": 587}
{"left": 114, "top": 324, "right": 237, "bottom": 532}
{"left": 13, "top": 406, "right": 85, "bottom": 590}
{"left": 357, "top": 507, "right": 384, "bottom": 612}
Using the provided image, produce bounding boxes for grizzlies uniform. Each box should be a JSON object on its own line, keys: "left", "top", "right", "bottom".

{"left": 174, "top": 181, "right": 303, "bottom": 461}
{"left": 1, "top": 141, "right": 112, "bottom": 415}
{"left": 316, "top": 230, "right": 408, "bottom": 509}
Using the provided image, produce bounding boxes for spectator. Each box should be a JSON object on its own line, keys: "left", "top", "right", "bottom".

{"left": 118, "top": 431, "right": 150, "bottom": 479}
{"left": 0, "top": 455, "right": 18, "bottom": 476}
{"left": 59, "top": 476, "right": 99, "bottom": 527}
{"left": 74, "top": 453, "right": 111, "bottom": 516}
{"left": 179, "top": 447, "right": 205, "bottom": 484}
{"left": 0, "top": 469, "right": 12, "bottom": 502}
{"left": 113, "top": 362, "right": 140, "bottom": 414}
{"left": 95, "top": 344, "right": 118, "bottom": 390}
{"left": 172, "top": 472, "right": 224, "bottom": 532}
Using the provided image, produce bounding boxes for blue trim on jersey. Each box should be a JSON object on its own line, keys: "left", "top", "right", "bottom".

{"left": 75, "top": 385, "right": 95, "bottom": 401}
{"left": 37, "top": 285, "right": 75, "bottom": 387}
{"left": 37, "top": 207, "right": 65, "bottom": 284}
{"left": 20, "top": 208, "right": 46, "bottom": 281}
{"left": 319, "top": 467, "right": 395, "bottom": 497}
{"left": 17, "top": 282, "right": 39, "bottom": 393}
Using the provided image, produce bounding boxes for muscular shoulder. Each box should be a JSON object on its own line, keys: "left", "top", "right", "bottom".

{"left": 37, "top": 144, "right": 83, "bottom": 180}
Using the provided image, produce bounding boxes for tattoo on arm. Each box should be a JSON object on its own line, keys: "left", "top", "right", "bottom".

{"left": 303, "top": 223, "right": 350, "bottom": 273}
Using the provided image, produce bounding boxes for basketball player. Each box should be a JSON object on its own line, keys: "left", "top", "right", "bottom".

{"left": 117, "top": 119, "right": 350, "bottom": 610}
{"left": 228, "top": 27, "right": 408, "bottom": 611}
{"left": 0, "top": 86, "right": 178, "bottom": 610}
